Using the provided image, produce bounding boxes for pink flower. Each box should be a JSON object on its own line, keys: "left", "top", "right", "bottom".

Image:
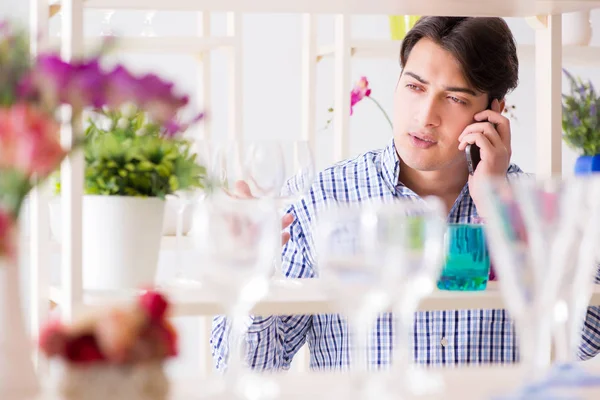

{"left": 350, "top": 76, "right": 371, "bottom": 115}
{"left": 0, "top": 104, "right": 65, "bottom": 177}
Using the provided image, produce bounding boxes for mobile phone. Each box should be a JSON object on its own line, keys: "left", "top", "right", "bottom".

{"left": 466, "top": 143, "right": 481, "bottom": 176}
{"left": 465, "top": 99, "right": 494, "bottom": 176}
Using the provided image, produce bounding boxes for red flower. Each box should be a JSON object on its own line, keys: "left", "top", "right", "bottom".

{"left": 158, "top": 320, "right": 178, "bottom": 357}
{"left": 39, "top": 320, "right": 68, "bottom": 357}
{"left": 0, "top": 103, "right": 65, "bottom": 177}
{"left": 138, "top": 290, "right": 169, "bottom": 322}
{"left": 65, "top": 334, "right": 106, "bottom": 363}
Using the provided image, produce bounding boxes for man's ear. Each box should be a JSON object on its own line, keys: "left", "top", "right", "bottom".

{"left": 498, "top": 98, "right": 506, "bottom": 114}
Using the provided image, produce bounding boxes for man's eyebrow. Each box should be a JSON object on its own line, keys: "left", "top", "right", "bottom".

{"left": 404, "top": 71, "right": 478, "bottom": 96}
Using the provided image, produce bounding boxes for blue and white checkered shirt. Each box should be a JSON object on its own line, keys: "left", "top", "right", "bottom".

{"left": 210, "top": 138, "right": 600, "bottom": 371}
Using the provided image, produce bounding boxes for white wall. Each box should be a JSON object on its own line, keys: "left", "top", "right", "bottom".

{"left": 3, "top": 4, "right": 600, "bottom": 375}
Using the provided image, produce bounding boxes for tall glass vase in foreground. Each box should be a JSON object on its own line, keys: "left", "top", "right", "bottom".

{"left": 480, "top": 176, "right": 591, "bottom": 397}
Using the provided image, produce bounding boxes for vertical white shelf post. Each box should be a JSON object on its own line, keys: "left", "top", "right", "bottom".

{"left": 59, "top": 0, "right": 85, "bottom": 323}
{"left": 301, "top": 13, "right": 317, "bottom": 153}
{"left": 227, "top": 12, "right": 243, "bottom": 148}
{"left": 333, "top": 14, "right": 351, "bottom": 162}
{"left": 534, "top": 14, "right": 563, "bottom": 178}
{"left": 29, "top": 0, "right": 51, "bottom": 374}
{"left": 197, "top": 10, "right": 214, "bottom": 378}
{"left": 198, "top": 11, "right": 212, "bottom": 144}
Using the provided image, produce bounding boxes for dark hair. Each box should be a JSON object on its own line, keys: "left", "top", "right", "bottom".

{"left": 400, "top": 16, "right": 519, "bottom": 103}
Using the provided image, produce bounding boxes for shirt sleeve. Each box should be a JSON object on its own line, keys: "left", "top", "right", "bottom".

{"left": 578, "top": 264, "right": 600, "bottom": 360}
{"left": 210, "top": 201, "right": 316, "bottom": 371}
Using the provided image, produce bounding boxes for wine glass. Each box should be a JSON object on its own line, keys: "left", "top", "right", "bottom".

{"left": 544, "top": 174, "right": 600, "bottom": 388}
{"left": 212, "top": 139, "right": 315, "bottom": 280}
{"left": 140, "top": 10, "right": 157, "bottom": 37}
{"left": 244, "top": 140, "right": 315, "bottom": 279}
{"left": 313, "top": 197, "right": 445, "bottom": 398}
{"left": 164, "top": 139, "right": 212, "bottom": 289}
{"left": 192, "top": 194, "right": 279, "bottom": 398}
{"left": 480, "top": 175, "right": 589, "bottom": 397}
{"left": 380, "top": 198, "right": 447, "bottom": 396}
{"left": 99, "top": 10, "right": 116, "bottom": 37}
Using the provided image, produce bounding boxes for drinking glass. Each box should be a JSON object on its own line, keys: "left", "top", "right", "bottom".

{"left": 99, "top": 10, "right": 116, "bottom": 36}
{"left": 166, "top": 139, "right": 212, "bottom": 288}
{"left": 544, "top": 175, "right": 600, "bottom": 388}
{"left": 313, "top": 197, "right": 446, "bottom": 398}
{"left": 140, "top": 10, "right": 157, "bottom": 37}
{"left": 212, "top": 140, "right": 315, "bottom": 279}
{"left": 437, "top": 223, "right": 491, "bottom": 291}
{"left": 245, "top": 140, "right": 315, "bottom": 279}
{"left": 380, "top": 197, "right": 447, "bottom": 396}
{"left": 480, "top": 175, "right": 590, "bottom": 397}
{"left": 192, "top": 194, "right": 279, "bottom": 398}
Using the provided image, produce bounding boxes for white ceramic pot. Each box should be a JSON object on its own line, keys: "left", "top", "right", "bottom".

{"left": 58, "top": 362, "right": 168, "bottom": 400}
{"left": 51, "top": 195, "right": 192, "bottom": 239}
{"left": 562, "top": 11, "right": 592, "bottom": 46}
{"left": 49, "top": 195, "right": 166, "bottom": 291}
{"left": 0, "top": 255, "right": 40, "bottom": 399}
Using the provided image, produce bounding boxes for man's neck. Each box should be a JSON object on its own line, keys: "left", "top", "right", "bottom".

{"left": 398, "top": 158, "right": 468, "bottom": 213}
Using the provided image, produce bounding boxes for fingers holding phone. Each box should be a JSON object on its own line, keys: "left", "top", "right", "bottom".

{"left": 458, "top": 99, "right": 511, "bottom": 177}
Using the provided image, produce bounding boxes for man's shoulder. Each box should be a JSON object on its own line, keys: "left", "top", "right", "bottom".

{"left": 316, "top": 148, "right": 385, "bottom": 183}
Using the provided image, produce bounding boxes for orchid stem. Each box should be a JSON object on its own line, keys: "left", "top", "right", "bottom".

{"left": 366, "top": 96, "right": 393, "bottom": 129}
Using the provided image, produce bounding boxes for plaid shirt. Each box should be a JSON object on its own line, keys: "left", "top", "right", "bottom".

{"left": 210, "top": 138, "right": 600, "bottom": 371}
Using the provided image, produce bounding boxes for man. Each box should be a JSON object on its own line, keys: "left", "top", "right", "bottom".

{"left": 210, "top": 16, "right": 600, "bottom": 370}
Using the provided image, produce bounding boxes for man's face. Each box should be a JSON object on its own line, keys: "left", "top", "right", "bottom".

{"left": 394, "top": 38, "right": 489, "bottom": 173}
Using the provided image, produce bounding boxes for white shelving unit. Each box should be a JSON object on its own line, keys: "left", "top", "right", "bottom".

{"left": 28, "top": 0, "right": 600, "bottom": 381}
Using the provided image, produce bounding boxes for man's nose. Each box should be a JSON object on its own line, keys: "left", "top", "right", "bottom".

{"left": 416, "top": 96, "right": 441, "bottom": 128}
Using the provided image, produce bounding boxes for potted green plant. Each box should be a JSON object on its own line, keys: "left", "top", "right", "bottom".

{"left": 50, "top": 106, "right": 206, "bottom": 291}
{"left": 562, "top": 69, "right": 600, "bottom": 175}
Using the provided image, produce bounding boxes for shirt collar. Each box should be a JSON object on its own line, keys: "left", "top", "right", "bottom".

{"left": 381, "top": 137, "right": 401, "bottom": 191}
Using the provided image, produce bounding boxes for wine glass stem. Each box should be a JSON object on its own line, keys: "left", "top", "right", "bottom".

{"left": 392, "top": 311, "right": 413, "bottom": 375}
{"left": 349, "top": 313, "right": 370, "bottom": 372}
{"left": 518, "top": 315, "right": 553, "bottom": 382}
{"left": 227, "top": 310, "right": 248, "bottom": 381}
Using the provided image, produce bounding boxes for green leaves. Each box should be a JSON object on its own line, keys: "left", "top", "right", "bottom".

{"left": 562, "top": 69, "right": 600, "bottom": 156}
{"left": 57, "top": 107, "right": 207, "bottom": 198}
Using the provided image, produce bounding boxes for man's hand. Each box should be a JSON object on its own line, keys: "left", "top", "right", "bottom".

{"left": 458, "top": 99, "right": 511, "bottom": 218}
{"left": 234, "top": 181, "right": 294, "bottom": 245}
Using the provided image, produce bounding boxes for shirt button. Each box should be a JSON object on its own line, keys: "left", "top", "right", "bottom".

{"left": 441, "top": 337, "right": 448, "bottom": 347}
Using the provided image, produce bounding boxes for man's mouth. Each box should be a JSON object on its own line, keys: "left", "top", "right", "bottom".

{"left": 409, "top": 133, "right": 437, "bottom": 149}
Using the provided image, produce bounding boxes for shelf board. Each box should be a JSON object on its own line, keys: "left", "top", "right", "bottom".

{"left": 79, "top": 0, "right": 600, "bottom": 18}
{"left": 317, "top": 40, "right": 600, "bottom": 67}
{"left": 48, "top": 280, "right": 600, "bottom": 317}
{"left": 23, "top": 235, "right": 198, "bottom": 253}
{"left": 48, "top": 36, "right": 235, "bottom": 54}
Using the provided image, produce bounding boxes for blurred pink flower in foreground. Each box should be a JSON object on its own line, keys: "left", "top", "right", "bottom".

{"left": 0, "top": 103, "right": 65, "bottom": 177}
